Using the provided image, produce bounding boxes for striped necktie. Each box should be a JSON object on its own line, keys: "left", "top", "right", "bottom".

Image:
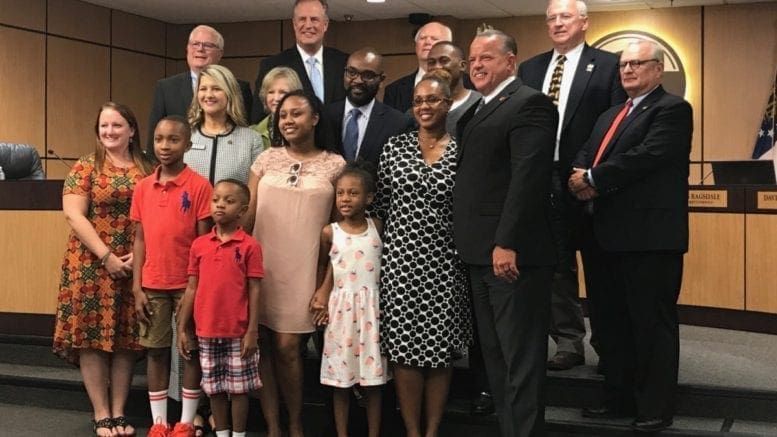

{"left": 546, "top": 54, "right": 566, "bottom": 106}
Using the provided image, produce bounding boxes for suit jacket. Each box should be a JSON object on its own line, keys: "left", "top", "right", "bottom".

{"left": 251, "top": 46, "right": 349, "bottom": 122}
{"left": 454, "top": 79, "right": 559, "bottom": 266}
{"left": 518, "top": 44, "right": 626, "bottom": 174}
{"left": 573, "top": 86, "right": 692, "bottom": 253}
{"left": 383, "top": 71, "right": 416, "bottom": 113}
{"left": 325, "top": 99, "right": 411, "bottom": 168}
{"left": 147, "top": 71, "right": 253, "bottom": 153}
{"left": 384, "top": 69, "right": 476, "bottom": 114}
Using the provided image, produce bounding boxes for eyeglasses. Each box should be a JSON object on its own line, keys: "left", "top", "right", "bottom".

{"left": 618, "top": 59, "right": 660, "bottom": 70}
{"left": 344, "top": 67, "right": 382, "bottom": 82}
{"left": 188, "top": 41, "right": 221, "bottom": 51}
{"left": 287, "top": 162, "right": 302, "bottom": 187}
{"left": 412, "top": 95, "right": 451, "bottom": 107}
{"left": 545, "top": 13, "right": 579, "bottom": 23}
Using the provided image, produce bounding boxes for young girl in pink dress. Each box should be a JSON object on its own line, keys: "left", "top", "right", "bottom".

{"left": 310, "top": 161, "right": 390, "bottom": 437}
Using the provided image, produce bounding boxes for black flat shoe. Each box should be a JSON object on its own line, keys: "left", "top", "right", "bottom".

{"left": 631, "top": 417, "right": 673, "bottom": 433}
{"left": 471, "top": 391, "right": 495, "bottom": 416}
{"left": 547, "top": 351, "right": 584, "bottom": 370}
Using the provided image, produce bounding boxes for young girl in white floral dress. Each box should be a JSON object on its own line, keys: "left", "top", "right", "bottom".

{"left": 310, "top": 161, "right": 390, "bottom": 437}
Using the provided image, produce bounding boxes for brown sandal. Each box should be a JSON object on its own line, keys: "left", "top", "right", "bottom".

{"left": 92, "top": 417, "right": 114, "bottom": 436}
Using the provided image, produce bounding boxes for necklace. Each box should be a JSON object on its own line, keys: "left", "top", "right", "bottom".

{"left": 418, "top": 133, "right": 450, "bottom": 149}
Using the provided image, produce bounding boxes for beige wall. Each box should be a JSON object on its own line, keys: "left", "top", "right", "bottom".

{"left": 0, "top": 1, "right": 774, "bottom": 181}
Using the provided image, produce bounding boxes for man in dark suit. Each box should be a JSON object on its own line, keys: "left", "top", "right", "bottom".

{"left": 147, "top": 25, "right": 253, "bottom": 153}
{"left": 454, "top": 29, "right": 558, "bottom": 437}
{"left": 251, "top": 0, "right": 348, "bottom": 122}
{"left": 326, "top": 47, "right": 410, "bottom": 167}
{"left": 383, "top": 22, "right": 453, "bottom": 113}
{"left": 518, "top": 0, "right": 627, "bottom": 371}
{"left": 569, "top": 39, "right": 692, "bottom": 433}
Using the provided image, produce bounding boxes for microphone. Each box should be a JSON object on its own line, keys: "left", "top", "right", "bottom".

{"left": 47, "top": 149, "right": 71, "bottom": 169}
{"left": 699, "top": 167, "right": 715, "bottom": 185}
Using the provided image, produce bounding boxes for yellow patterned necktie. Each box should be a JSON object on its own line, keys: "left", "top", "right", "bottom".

{"left": 546, "top": 54, "right": 567, "bottom": 105}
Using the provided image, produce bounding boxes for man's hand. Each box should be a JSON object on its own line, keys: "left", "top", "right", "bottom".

{"left": 492, "top": 245, "right": 519, "bottom": 283}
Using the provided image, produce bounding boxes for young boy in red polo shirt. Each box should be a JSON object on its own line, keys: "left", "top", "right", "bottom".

{"left": 131, "top": 115, "right": 213, "bottom": 437}
{"left": 176, "top": 178, "right": 263, "bottom": 437}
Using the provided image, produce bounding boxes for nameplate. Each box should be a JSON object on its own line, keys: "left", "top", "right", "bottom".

{"left": 756, "top": 192, "right": 777, "bottom": 210}
{"left": 688, "top": 190, "right": 727, "bottom": 208}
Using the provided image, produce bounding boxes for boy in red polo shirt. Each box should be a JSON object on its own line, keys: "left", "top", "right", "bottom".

{"left": 176, "top": 178, "right": 263, "bottom": 437}
{"left": 131, "top": 116, "right": 213, "bottom": 437}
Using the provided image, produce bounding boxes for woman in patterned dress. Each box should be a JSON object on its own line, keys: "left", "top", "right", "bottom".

{"left": 371, "top": 73, "right": 472, "bottom": 437}
{"left": 246, "top": 90, "right": 344, "bottom": 437}
{"left": 53, "top": 102, "right": 154, "bottom": 436}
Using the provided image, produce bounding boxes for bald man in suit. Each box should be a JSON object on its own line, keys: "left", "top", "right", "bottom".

{"left": 518, "top": 0, "right": 626, "bottom": 371}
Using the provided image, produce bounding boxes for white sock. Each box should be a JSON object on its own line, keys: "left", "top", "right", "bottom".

{"left": 180, "top": 387, "right": 201, "bottom": 424}
{"left": 215, "top": 430, "right": 231, "bottom": 437}
{"left": 232, "top": 432, "right": 245, "bottom": 437}
{"left": 149, "top": 389, "right": 168, "bottom": 424}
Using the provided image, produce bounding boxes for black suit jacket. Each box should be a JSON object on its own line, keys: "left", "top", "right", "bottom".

{"left": 383, "top": 71, "right": 416, "bottom": 113}
{"left": 147, "top": 71, "right": 253, "bottom": 153}
{"left": 573, "top": 86, "right": 692, "bottom": 253}
{"left": 252, "top": 46, "right": 349, "bottom": 122}
{"left": 384, "top": 69, "right": 476, "bottom": 113}
{"left": 325, "top": 99, "right": 411, "bottom": 168}
{"left": 454, "top": 79, "right": 559, "bottom": 266}
{"left": 518, "top": 44, "right": 626, "bottom": 173}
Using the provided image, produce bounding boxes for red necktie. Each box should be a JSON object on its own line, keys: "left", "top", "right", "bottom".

{"left": 592, "top": 100, "right": 633, "bottom": 166}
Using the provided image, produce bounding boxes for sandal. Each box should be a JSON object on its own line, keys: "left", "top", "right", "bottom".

{"left": 194, "top": 404, "right": 212, "bottom": 436}
{"left": 92, "top": 417, "right": 114, "bottom": 436}
{"left": 113, "top": 416, "right": 136, "bottom": 436}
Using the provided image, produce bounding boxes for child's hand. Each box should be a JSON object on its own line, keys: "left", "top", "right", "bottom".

{"left": 177, "top": 329, "right": 191, "bottom": 360}
{"left": 118, "top": 253, "right": 133, "bottom": 273}
{"left": 241, "top": 330, "right": 258, "bottom": 358}
{"left": 309, "top": 288, "right": 329, "bottom": 326}
{"left": 133, "top": 290, "right": 152, "bottom": 324}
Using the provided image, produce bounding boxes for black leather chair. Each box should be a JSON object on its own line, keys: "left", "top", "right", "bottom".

{"left": 0, "top": 143, "right": 45, "bottom": 180}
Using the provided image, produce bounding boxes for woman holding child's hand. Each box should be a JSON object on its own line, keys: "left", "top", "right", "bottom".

{"left": 247, "top": 90, "right": 345, "bottom": 437}
{"left": 53, "top": 102, "right": 154, "bottom": 437}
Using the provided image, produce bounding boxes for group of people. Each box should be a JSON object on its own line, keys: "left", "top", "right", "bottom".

{"left": 51, "top": 0, "right": 692, "bottom": 436}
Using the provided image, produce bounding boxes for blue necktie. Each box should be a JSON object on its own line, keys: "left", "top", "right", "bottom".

{"left": 343, "top": 108, "right": 361, "bottom": 160}
{"left": 306, "top": 57, "right": 324, "bottom": 102}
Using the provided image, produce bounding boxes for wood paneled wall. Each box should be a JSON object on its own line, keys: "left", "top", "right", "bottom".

{"left": 0, "top": 1, "right": 775, "bottom": 182}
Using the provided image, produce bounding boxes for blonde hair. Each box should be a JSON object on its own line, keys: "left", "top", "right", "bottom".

{"left": 188, "top": 64, "right": 247, "bottom": 127}
{"left": 259, "top": 67, "right": 304, "bottom": 112}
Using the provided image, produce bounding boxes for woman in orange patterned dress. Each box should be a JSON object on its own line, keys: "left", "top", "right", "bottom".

{"left": 53, "top": 102, "right": 154, "bottom": 437}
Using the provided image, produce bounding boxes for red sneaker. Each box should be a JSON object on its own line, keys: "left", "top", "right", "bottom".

{"left": 170, "top": 422, "right": 196, "bottom": 437}
{"left": 147, "top": 422, "right": 170, "bottom": 437}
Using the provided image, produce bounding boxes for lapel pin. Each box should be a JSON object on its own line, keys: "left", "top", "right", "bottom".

{"left": 586, "top": 63, "right": 594, "bottom": 72}
{"left": 499, "top": 96, "right": 507, "bottom": 102}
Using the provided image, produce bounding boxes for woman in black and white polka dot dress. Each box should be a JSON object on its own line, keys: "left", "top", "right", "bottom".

{"left": 371, "top": 72, "right": 472, "bottom": 437}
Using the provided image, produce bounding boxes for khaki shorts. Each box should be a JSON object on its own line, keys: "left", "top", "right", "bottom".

{"left": 138, "top": 289, "right": 197, "bottom": 350}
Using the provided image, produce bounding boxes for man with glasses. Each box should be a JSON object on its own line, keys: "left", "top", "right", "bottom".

{"left": 326, "top": 47, "right": 410, "bottom": 167}
{"left": 569, "top": 39, "right": 692, "bottom": 433}
{"left": 518, "top": 0, "right": 626, "bottom": 372}
{"left": 147, "top": 25, "right": 253, "bottom": 154}
{"left": 252, "top": 0, "right": 348, "bottom": 123}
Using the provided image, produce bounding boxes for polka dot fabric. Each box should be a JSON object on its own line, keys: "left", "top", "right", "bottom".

{"left": 372, "top": 132, "right": 472, "bottom": 368}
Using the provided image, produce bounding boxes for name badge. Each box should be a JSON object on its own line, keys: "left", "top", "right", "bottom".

{"left": 191, "top": 142, "right": 207, "bottom": 150}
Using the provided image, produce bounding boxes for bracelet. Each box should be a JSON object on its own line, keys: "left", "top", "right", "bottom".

{"left": 99, "top": 250, "right": 111, "bottom": 265}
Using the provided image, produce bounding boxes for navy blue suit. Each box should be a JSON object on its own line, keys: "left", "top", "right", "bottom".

{"left": 325, "top": 99, "right": 411, "bottom": 168}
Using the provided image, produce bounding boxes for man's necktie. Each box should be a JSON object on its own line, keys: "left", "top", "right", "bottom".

{"left": 546, "top": 54, "right": 566, "bottom": 106}
{"left": 592, "top": 100, "right": 633, "bottom": 166}
{"left": 474, "top": 98, "right": 485, "bottom": 114}
{"left": 343, "top": 108, "right": 361, "bottom": 161}
{"left": 306, "top": 57, "right": 324, "bottom": 102}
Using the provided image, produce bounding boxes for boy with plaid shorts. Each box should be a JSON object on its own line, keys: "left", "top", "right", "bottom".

{"left": 131, "top": 116, "right": 213, "bottom": 436}
{"left": 177, "top": 179, "right": 263, "bottom": 437}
